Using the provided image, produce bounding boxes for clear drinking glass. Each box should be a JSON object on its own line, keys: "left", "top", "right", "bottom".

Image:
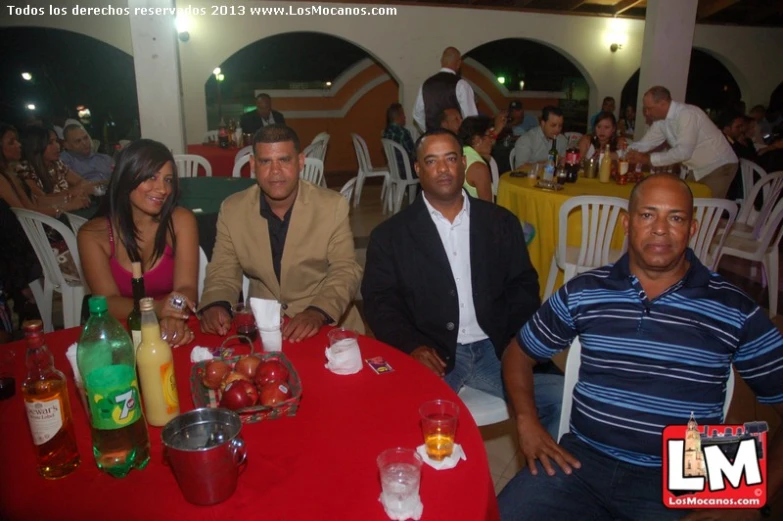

{"left": 377, "top": 448, "right": 423, "bottom": 517}
{"left": 419, "top": 399, "right": 459, "bottom": 461}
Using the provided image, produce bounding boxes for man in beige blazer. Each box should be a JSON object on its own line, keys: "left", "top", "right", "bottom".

{"left": 199, "top": 125, "right": 363, "bottom": 340}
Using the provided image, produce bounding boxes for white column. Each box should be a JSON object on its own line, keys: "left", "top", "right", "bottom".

{"left": 635, "top": 0, "right": 698, "bottom": 135}
{"left": 128, "top": 0, "right": 186, "bottom": 153}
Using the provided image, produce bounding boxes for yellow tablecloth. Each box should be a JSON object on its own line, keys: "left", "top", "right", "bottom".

{"left": 497, "top": 175, "right": 712, "bottom": 297}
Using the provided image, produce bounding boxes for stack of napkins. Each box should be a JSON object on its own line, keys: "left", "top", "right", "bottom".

{"left": 250, "top": 297, "right": 282, "bottom": 351}
{"left": 415, "top": 444, "right": 467, "bottom": 470}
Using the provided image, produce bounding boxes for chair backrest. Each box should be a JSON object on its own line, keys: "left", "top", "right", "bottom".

{"left": 304, "top": 133, "right": 330, "bottom": 163}
{"left": 118, "top": 139, "right": 131, "bottom": 151}
{"left": 738, "top": 159, "right": 767, "bottom": 204}
{"left": 509, "top": 148, "right": 517, "bottom": 170}
{"left": 564, "top": 132, "right": 582, "bottom": 148}
{"left": 233, "top": 154, "right": 251, "bottom": 178}
{"left": 558, "top": 337, "right": 735, "bottom": 441}
{"left": 197, "top": 246, "right": 208, "bottom": 302}
{"left": 174, "top": 154, "right": 212, "bottom": 178}
{"left": 301, "top": 158, "right": 325, "bottom": 186}
{"left": 381, "top": 139, "right": 415, "bottom": 183}
{"left": 234, "top": 145, "right": 253, "bottom": 164}
{"left": 11, "top": 208, "right": 85, "bottom": 289}
{"left": 351, "top": 133, "right": 374, "bottom": 173}
{"left": 489, "top": 156, "right": 500, "bottom": 198}
{"left": 339, "top": 177, "right": 357, "bottom": 202}
{"left": 91, "top": 139, "right": 101, "bottom": 153}
{"left": 690, "top": 198, "right": 738, "bottom": 271}
{"left": 203, "top": 130, "right": 218, "bottom": 142}
{"left": 736, "top": 171, "right": 783, "bottom": 237}
{"left": 557, "top": 196, "right": 628, "bottom": 272}
{"left": 65, "top": 212, "right": 88, "bottom": 237}
{"left": 752, "top": 196, "right": 783, "bottom": 255}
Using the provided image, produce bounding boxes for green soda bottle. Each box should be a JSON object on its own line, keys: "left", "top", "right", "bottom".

{"left": 77, "top": 296, "right": 150, "bottom": 477}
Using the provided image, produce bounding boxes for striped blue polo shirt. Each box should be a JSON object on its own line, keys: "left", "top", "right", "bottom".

{"left": 518, "top": 249, "right": 783, "bottom": 467}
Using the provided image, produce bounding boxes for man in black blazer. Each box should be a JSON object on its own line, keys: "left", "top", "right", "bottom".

{"left": 240, "top": 93, "right": 286, "bottom": 135}
{"left": 362, "top": 129, "right": 563, "bottom": 439}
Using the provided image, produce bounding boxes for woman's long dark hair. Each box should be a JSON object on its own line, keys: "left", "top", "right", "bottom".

{"left": 0, "top": 123, "right": 31, "bottom": 202}
{"left": 591, "top": 111, "right": 619, "bottom": 152}
{"left": 20, "top": 125, "right": 56, "bottom": 193}
{"left": 96, "top": 139, "right": 179, "bottom": 266}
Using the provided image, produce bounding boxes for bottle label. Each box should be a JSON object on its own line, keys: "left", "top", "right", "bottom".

{"left": 84, "top": 365, "right": 142, "bottom": 430}
{"left": 25, "top": 396, "right": 64, "bottom": 445}
{"left": 566, "top": 151, "right": 579, "bottom": 165}
{"left": 131, "top": 330, "right": 142, "bottom": 350}
{"left": 160, "top": 361, "right": 179, "bottom": 414}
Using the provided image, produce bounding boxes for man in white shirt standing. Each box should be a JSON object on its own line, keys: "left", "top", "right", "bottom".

{"left": 413, "top": 47, "right": 478, "bottom": 132}
{"left": 627, "top": 86, "right": 738, "bottom": 198}
{"left": 362, "top": 129, "right": 563, "bottom": 439}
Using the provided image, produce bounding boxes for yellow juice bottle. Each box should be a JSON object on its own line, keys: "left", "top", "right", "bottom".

{"left": 136, "top": 297, "right": 179, "bottom": 426}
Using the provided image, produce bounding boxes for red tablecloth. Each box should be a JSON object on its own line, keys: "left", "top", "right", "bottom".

{"left": 187, "top": 144, "right": 252, "bottom": 178}
{"left": 0, "top": 321, "right": 499, "bottom": 521}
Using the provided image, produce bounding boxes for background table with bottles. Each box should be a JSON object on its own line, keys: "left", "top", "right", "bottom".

{"left": 187, "top": 144, "right": 252, "bottom": 178}
{"left": 0, "top": 321, "right": 500, "bottom": 521}
{"left": 496, "top": 174, "right": 712, "bottom": 298}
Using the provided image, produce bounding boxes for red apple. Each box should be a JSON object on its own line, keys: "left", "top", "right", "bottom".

{"left": 234, "top": 355, "right": 261, "bottom": 380}
{"left": 202, "top": 360, "right": 231, "bottom": 390}
{"left": 220, "top": 380, "right": 258, "bottom": 410}
{"left": 254, "top": 359, "right": 289, "bottom": 386}
{"left": 221, "top": 371, "right": 250, "bottom": 391}
{"left": 259, "top": 381, "right": 291, "bottom": 407}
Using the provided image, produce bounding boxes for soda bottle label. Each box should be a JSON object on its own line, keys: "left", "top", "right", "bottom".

{"left": 25, "top": 396, "right": 64, "bottom": 445}
{"left": 566, "top": 150, "right": 579, "bottom": 165}
{"left": 160, "top": 361, "right": 179, "bottom": 414}
{"left": 84, "top": 365, "right": 143, "bottom": 430}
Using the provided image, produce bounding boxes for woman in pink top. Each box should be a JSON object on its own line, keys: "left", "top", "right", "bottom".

{"left": 78, "top": 139, "right": 199, "bottom": 346}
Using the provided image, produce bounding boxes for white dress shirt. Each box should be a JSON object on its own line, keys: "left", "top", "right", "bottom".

{"left": 413, "top": 68, "right": 478, "bottom": 131}
{"left": 629, "top": 101, "right": 737, "bottom": 180}
{"left": 422, "top": 192, "right": 488, "bottom": 344}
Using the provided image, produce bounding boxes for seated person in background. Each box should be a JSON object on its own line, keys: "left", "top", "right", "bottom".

{"left": 362, "top": 130, "right": 563, "bottom": 439}
{"left": 513, "top": 106, "right": 567, "bottom": 169}
{"left": 438, "top": 108, "right": 463, "bottom": 135}
{"left": 240, "top": 93, "right": 286, "bottom": 136}
{"left": 200, "top": 125, "right": 363, "bottom": 341}
{"left": 721, "top": 111, "right": 759, "bottom": 203}
{"left": 382, "top": 103, "right": 416, "bottom": 179}
{"left": 505, "top": 100, "right": 539, "bottom": 138}
{"left": 78, "top": 139, "right": 199, "bottom": 347}
{"left": 60, "top": 124, "right": 113, "bottom": 183}
{"left": 577, "top": 112, "right": 626, "bottom": 161}
{"left": 617, "top": 103, "right": 635, "bottom": 138}
{"left": 458, "top": 115, "right": 499, "bottom": 201}
{"left": 589, "top": 96, "right": 615, "bottom": 132}
{"left": 497, "top": 174, "right": 783, "bottom": 521}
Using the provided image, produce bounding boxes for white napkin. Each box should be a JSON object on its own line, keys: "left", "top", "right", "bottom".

{"left": 250, "top": 297, "right": 283, "bottom": 352}
{"left": 324, "top": 338, "right": 362, "bottom": 375}
{"left": 190, "top": 346, "right": 214, "bottom": 363}
{"left": 65, "top": 343, "right": 82, "bottom": 384}
{"left": 379, "top": 492, "right": 423, "bottom": 521}
{"left": 415, "top": 443, "right": 466, "bottom": 470}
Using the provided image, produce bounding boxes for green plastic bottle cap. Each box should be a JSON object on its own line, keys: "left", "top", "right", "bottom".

{"left": 88, "top": 296, "right": 108, "bottom": 314}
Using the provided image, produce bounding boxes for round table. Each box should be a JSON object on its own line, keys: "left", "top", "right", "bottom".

{"left": 187, "top": 144, "right": 251, "bottom": 178}
{"left": 497, "top": 174, "right": 713, "bottom": 297}
{"left": 0, "top": 322, "right": 499, "bottom": 521}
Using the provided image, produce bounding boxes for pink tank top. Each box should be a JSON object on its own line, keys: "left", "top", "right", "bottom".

{"left": 107, "top": 219, "right": 175, "bottom": 299}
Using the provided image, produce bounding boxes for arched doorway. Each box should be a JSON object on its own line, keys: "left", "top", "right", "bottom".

{"left": 464, "top": 38, "right": 592, "bottom": 132}
{"left": 0, "top": 27, "right": 138, "bottom": 147}
{"left": 205, "top": 32, "right": 399, "bottom": 175}
{"left": 620, "top": 49, "right": 742, "bottom": 118}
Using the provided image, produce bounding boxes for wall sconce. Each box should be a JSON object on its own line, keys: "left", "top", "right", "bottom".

{"left": 175, "top": 16, "right": 190, "bottom": 42}
{"left": 610, "top": 43, "right": 622, "bottom": 53}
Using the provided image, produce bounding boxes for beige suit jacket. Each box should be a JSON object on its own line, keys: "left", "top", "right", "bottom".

{"left": 199, "top": 180, "right": 364, "bottom": 332}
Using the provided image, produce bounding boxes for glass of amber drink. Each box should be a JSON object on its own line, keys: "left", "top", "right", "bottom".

{"left": 419, "top": 399, "right": 459, "bottom": 461}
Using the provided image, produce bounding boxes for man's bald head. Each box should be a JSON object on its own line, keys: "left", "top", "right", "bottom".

{"left": 441, "top": 47, "right": 462, "bottom": 70}
{"left": 629, "top": 174, "right": 694, "bottom": 218}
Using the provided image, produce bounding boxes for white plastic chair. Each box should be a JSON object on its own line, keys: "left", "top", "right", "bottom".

{"left": 303, "top": 133, "right": 330, "bottom": 164}
{"left": 301, "top": 158, "right": 325, "bottom": 187}
{"left": 458, "top": 386, "right": 510, "bottom": 427}
{"left": 233, "top": 154, "right": 251, "bottom": 178}
{"left": 716, "top": 197, "right": 783, "bottom": 317}
{"left": 11, "top": 208, "right": 87, "bottom": 332}
{"left": 489, "top": 156, "right": 500, "bottom": 199}
{"left": 91, "top": 139, "right": 101, "bottom": 153}
{"left": 543, "top": 196, "right": 629, "bottom": 300}
{"left": 174, "top": 154, "right": 212, "bottom": 178}
{"left": 381, "top": 139, "right": 420, "bottom": 214}
{"left": 564, "top": 132, "right": 583, "bottom": 149}
{"left": 737, "top": 159, "right": 767, "bottom": 206}
{"left": 690, "top": 199, "right": 738, "bottom": 271}
{"left": 117, "top": 139, "right": 131, "bottom": 151}
{"left": 339, "top": 178, "right": 357, "bottom": 203}
{"left": 730, "top": 170, "right": 783, "bottom": 241}
{"left": 509, "top": 148, "right": 517, "bottom": 170}
{"left": 65, "top": 212, "right": 88, "bottom": 237}
{"left": 234, "top": 145, "right": 253, "bottom": 164}
{"left": 351, "top": 133, "right": 390, "bottom": 208}
{"left": 558, "top": 338, "right": 735, "bottom": 441}
{"left": 198, "top": 246, "right": 251, "bottom": 304}
{"left": 203, "top": 130, "right": 218, "bottom": 142}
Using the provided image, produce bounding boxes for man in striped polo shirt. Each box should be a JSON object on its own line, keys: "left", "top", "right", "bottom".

{"left": 497, "top": 175, "right": 783, "bottom": 520}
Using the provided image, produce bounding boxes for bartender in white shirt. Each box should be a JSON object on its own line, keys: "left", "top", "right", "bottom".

{"left": 626, "top": 85, "right": 738, "bottom": 198}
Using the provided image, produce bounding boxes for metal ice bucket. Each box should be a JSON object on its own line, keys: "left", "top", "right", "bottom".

{"left": 162, "top": 408, "right": 247, "bottom": 505}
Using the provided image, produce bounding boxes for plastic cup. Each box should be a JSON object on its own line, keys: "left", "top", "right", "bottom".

{"left": 377, "top": 448, "right": 423, "bottom": 519}
{"left": 419, "top": 399, "right": 459, "bottom": 461}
